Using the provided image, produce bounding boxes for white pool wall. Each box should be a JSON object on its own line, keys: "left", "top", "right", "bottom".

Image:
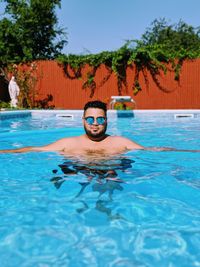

{"left": 1, "top": 109, "right": 200, "bottom": 120}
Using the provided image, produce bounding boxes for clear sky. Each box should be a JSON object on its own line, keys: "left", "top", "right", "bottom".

{"left": 57, "top": 0, "right": 200, "bottom": 55}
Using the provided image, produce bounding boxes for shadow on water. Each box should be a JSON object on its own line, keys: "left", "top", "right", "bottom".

{"left": 50, "top": 156, "right": 135, "bottom": 219}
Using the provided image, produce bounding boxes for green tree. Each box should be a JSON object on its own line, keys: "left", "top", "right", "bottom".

{"left": 0, "top": 0, "right": 67, "bottom": 64}
{"left": 140, "top": 18, "right": 200, "bottom": 57}
{"left": 0, "top": 0, "right": 67, "bottom": 107}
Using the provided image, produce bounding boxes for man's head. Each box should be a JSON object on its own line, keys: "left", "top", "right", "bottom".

{"left": 83, "top": 100, "right": 107, "bottom": 140}
{"left": 83, "top": 100, "right": 107, "bottom": 115}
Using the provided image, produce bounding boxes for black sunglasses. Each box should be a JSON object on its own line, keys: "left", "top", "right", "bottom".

{"left": 84, "top": 116, "right": 106, "bottom": 125}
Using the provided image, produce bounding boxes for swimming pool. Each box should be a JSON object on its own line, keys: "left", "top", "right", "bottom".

{"left": 0, "top": 110, "right": 200, "bottom": 267}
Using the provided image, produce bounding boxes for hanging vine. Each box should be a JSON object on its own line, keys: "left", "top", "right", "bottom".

{"left": 57, "top": 40, "right": 200, "bottom": 97}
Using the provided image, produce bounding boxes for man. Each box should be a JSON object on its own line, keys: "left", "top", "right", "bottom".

{"left": 0, "top": 100, "right": 199, "bottom": 154}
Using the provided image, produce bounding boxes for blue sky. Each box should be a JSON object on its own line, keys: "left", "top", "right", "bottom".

{"left": 0, "top": 0, "right": 200, "bottom": 55}
{"left": 57, "top": 0, "right": 200, "bottom": 54}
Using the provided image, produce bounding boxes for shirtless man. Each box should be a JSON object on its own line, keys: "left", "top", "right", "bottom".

{"left": 0, "top": 100, "right": 199, "bottom": 154}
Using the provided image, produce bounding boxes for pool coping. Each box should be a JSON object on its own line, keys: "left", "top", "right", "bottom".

{"left": 1, "top": 109, "right": 200, "bottom": 120}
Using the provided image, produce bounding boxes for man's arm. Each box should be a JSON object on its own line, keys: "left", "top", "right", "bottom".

{"left": 0, "top": 138, "right": 68, "bottom": 154}
{"left": 144, "top": 147, "right": 200, "bottom": 152}
{"left": 123, "top": 137, "right": 200, "bottom": 152}
{"left": 0, "top": 146, "right": 35, "bottom": 153}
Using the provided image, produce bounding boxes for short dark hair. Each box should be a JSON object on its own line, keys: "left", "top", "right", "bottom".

{"left": 84, "top": 100, "right": 107, "bottom": 113}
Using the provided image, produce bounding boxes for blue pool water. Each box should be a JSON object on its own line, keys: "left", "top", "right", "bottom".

{"left": 0, "top": 112, "right": 200, "bottom": 267}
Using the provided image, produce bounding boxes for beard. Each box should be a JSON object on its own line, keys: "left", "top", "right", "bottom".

{"left": 84, "top": 124, "right": 107, "bottom": 140}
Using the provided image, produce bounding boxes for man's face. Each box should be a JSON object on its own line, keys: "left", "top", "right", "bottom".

{"left": 83, "top": 108, "right": 107, "bottom": 140}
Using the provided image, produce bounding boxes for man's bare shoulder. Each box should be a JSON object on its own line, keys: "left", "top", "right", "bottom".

{"left": 34, "top": 136, "right": 82, "bottom": 152}
{"left": 108, "top": 136, "right": 144, "bottom": 150}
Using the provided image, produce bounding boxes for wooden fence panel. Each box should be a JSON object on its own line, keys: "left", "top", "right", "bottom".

{"left": 33, "top": 59, "right": 200, "bottom": 109}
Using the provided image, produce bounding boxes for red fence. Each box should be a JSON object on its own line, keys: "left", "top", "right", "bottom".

{"left": 2, "top": 59, "right": 200, "bottom": 109}
{"left": 35, "top": 59, "right": 200, "bottom": 109}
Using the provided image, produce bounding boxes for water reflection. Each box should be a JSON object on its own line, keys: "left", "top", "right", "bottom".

{"left": 50, "top": 156, "right": 135, "bottom": 218}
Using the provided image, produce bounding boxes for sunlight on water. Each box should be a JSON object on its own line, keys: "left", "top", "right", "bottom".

{"left": 0, "top": 115, "right": 200, "bottom": 266}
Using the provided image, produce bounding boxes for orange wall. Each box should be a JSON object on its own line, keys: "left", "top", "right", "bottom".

{"left": 35, "top": 59, "right": 200, "bottom": 109}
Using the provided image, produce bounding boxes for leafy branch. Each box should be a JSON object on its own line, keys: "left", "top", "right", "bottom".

{"left": 57, "top": 19, "right": 200, "bottom": 97}
{"left": 58, "top": 42, "right": 199, "bottom": 97}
